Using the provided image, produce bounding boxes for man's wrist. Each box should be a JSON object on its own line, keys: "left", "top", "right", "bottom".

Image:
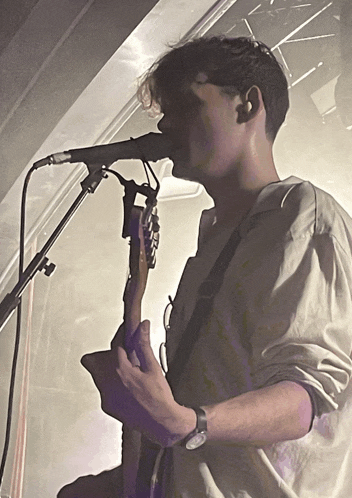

{"left": 162, "top": 404, "right": 197, "bottom": 447}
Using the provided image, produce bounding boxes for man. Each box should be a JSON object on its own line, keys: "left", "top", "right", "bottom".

{"left": 59, "top": 36, "right": 352, "bottom": 497}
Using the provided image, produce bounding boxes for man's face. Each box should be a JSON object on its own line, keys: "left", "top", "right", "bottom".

{"left": 157, "top": 80, "right": 246, "bottom": 184}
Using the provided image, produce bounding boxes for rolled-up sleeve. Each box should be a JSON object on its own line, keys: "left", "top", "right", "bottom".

{"left": 249, "top": 230, "right": 352, "bottom": 418}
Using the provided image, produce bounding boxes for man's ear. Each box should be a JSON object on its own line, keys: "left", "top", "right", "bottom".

{"left": 194, "top": 72, "right": 208, "bottom": 84}
{"left": 237, "top": 86, "right": 264, "bottom": 123}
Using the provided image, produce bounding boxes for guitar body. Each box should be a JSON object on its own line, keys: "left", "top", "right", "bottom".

{"left": 122, "top": 427, "right": 141, "bottom": 498}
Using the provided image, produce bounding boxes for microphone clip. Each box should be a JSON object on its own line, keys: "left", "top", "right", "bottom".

{"left": 108, "top": 169, "right": 157, "bottom": 239}
{"left": 80, "top": 162, "right": 109, "bottom": 194}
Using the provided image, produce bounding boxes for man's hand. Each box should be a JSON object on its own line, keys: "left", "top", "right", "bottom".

{"left": 81, "top": 320, "right": 195, "bottom": 447}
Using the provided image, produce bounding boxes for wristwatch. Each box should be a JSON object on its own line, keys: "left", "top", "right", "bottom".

{"left": 183, "top": 407, "right": 207, "bottom": 450}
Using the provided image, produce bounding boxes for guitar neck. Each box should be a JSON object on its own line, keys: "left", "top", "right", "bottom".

{"left": 123, "top": 284, "right": 146, "bottom": 366}
{"left": 122, "top": 204, "right": 158, "bottom": 362}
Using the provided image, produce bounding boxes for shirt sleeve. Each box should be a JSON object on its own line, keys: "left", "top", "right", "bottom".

{"left": 248, "top": 230, "right": 352, "bottom": 418}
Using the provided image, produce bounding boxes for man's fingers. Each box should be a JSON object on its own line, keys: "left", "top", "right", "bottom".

{"left": 116, "top": 345, "right": 133, "bottom": 374}
{"left": 134, "top": 320, "right": 159, "bottom": 372}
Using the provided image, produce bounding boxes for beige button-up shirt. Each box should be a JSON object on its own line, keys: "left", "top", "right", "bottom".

{"left": 163, "top": 177, "right": 352, "bottom": 498}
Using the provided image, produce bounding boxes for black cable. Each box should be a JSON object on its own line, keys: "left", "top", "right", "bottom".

{"left": 0, "top": 299, "right": 22, "bottom": 488}
{"left": 142, "top": 160, "right": 151, "bottom": 186}
{"left": 128, "top": 137, "right": 160, "bottom": 195}
{"left": 0, "top": 165, "right": 36, "bottom": 490}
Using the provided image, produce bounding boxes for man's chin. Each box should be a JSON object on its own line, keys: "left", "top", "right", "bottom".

{"left": 171, "top": 162, "right": 202, "bottom": 183}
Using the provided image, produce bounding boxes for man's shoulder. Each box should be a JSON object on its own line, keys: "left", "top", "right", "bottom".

{"left": 280, "top": 178, "right": 352, "bottom": 248}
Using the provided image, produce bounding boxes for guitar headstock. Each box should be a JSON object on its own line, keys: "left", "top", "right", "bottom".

{"left": 128, "top": 204, "right": 160, "bottom": 277}
{"left": 141, "top": 205, "right": 160, "bottom": 269}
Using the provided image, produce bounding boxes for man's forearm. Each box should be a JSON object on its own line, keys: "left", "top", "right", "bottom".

{"left": 173, "top": 381, "right": 313, "bottom": 447}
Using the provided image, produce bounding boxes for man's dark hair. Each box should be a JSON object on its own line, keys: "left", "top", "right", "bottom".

{"left": 138, "top": 36, "right": 289, "bottom": 142}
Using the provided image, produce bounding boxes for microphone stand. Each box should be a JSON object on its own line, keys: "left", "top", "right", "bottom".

{"left": 0, "top": 156, "right": 160, "bottom": 492}
{"left": 0, "top": 162, "right": 108, "bottom": 332}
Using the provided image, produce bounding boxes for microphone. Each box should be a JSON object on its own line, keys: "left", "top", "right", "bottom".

{"left": 33, "top": 133, "right": 174, "bottom": 169}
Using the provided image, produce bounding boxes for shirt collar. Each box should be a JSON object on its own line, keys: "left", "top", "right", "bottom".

{"left": 238, "top": 176, "right": 303, "bottom": 237}
{"left": 248, "top": 176, "right": 303, "bottom": 217}
{"left": 199, "top": 176, "right": 304, "bottom": 240}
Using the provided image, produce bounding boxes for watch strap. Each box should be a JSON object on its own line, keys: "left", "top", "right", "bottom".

{"left": 194, "top": 407, "right": 207, "bottom": 432}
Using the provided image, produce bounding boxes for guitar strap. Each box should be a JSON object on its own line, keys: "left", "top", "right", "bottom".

{"left": 166, "top": 225, "right": 242, "bottom": 392}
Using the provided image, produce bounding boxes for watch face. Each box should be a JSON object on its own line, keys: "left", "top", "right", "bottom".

{"left": 185, "top": 431, "right": 207, "bottom": 450}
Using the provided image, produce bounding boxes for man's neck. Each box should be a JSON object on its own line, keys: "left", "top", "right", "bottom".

{"left": 204, "top": 160, "right": 280, "bottom": 227}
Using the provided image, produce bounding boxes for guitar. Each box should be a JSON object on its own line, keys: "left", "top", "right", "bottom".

{"left": 121, "top": 202, "right": 159, "bottom": 498}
